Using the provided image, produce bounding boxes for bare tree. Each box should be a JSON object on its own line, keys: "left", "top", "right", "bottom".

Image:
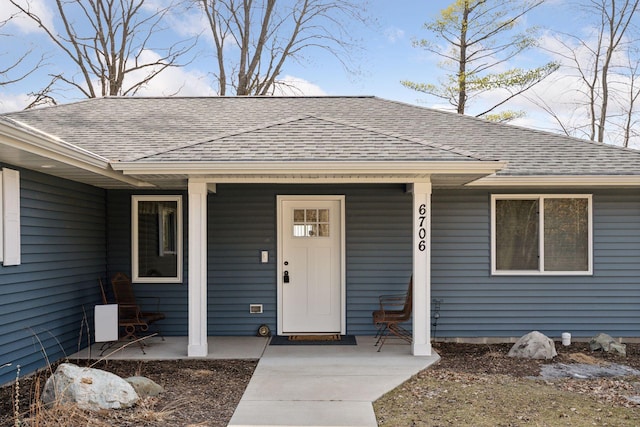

{"left": 196, "top": 0, "right": 367, "bottom": 96}
{"left": 401, "top": 0, "right": 558, "bottom": 122}
{"left": 616, "top": 47, "right": 640, "bottom": 147}
{"left": 0, "top": 14, "right": 43, "bottom": 87}
{"left": 537, "top": 0, "right": 640, "bottom": 145}
{"left": 9, "top": 0, "right": 195, "bottom": 99}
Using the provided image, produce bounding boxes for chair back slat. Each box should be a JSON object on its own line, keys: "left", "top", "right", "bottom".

{"left": 403, "top": 277, "right": 413, "bottom": 314}
{"left": 111, "top": 272, "right": 138, "bottom": 305}
{"left": 98, "top": 278, "right": 109, "bottom": 304}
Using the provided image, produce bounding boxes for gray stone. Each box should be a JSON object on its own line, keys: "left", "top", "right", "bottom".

{"left": 125, "top": 376, "right": 164, "bottom": 397}
{"left": 508, "top": 331, "right": 557, "bottom": 360}
{"left": 540, "top": 363, "right": 640, "bottom": 379}
{"left": 42, "top": 363, "right": 139, "bottom": 411}
{"left": 589, "top": 333, "right": 627, "bottom": 357}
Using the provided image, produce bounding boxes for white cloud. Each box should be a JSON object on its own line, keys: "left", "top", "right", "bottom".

{"left": 0, "top": 92, "right": 32, "bottom": 113}
{"left": 271, "top": 76, "right": 327, "bottom": 96}
{"left": 384, "top": 27, "right": 405, "bottom": 43}
{"left": 3, "top": 0, "right": 55, "bottom": 34}
{"left": 165, "top": 5, "right": 210, "bottom": 39}
{"left": 123, "top": 49, "right": 217, "bottom": 97}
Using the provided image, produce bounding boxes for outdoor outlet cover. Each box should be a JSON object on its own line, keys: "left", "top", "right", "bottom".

{"left": 261, "top": 250, "right": 268, "bottom": 263}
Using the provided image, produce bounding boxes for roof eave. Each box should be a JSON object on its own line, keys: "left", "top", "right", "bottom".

{"left": 0, "top": 117, "right": 109, "bottom": 166}
{"left": 467, "top": 174, "right": 640, "bottom": 187}
{"left": 110, "top": 160, "right": 508, "bottom": 177}
{"left": 0, "top": 118, "right": 155, "bottom": 188}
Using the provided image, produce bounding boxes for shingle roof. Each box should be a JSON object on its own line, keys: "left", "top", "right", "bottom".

{"left": 3, "top": 96, "right": 640, "bottom": 176}
{"left": 138, "top": 115, "right": 482, "bottom": 162}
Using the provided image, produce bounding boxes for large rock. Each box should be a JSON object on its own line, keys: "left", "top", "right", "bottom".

{"left": 508, "top": 331, "right": 557, "bottom": 360}
{"left": 125, "top": 376, "right": 164, "bottom": 397}
{"left": 590, "top": 333, "right": 627, "bottom": 357}
{"left": 42, "top": 363, "right": 139, "bottom": 411}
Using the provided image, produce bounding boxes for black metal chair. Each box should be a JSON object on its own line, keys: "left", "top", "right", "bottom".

{"left": 372, "top": 276, "right": 413, "bottom": 351}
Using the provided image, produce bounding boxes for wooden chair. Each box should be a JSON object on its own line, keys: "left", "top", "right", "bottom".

{"left": 372, "top": 276, "right": 413, "bottom": 351}
{"left": 103, "top": 272, "right": 165, "bottom": 353}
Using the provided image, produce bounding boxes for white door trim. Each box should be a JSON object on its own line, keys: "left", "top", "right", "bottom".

{"left": 277, "top": 195, "right": 346, "bottom": 336}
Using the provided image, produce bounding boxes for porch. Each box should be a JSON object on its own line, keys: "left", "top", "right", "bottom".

{"left": 73, "top": 336, "right": 440, "bottom": 427}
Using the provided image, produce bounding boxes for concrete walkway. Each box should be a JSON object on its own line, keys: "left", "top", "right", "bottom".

{"left": 228, "top": 336, "right": 440, "bottom": 427}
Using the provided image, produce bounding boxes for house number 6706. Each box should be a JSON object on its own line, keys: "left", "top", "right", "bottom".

{"left": 417, "top": 203, "right": 427, "bottom": 252}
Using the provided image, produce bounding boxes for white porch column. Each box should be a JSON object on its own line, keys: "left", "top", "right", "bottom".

{"left": 188, "top": 181, "right": 208, "bottom": 357}
{"left": 410, "top": 182, "right": 432, "bottom": 356}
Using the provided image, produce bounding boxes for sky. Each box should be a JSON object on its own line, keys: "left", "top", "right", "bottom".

{"left": 0, "top": 0, "right": 634, "bottom": 147}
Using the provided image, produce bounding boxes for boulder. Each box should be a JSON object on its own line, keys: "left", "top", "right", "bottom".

{"left": 508, "top": 331, "right": 557, "bottom": 360}
{"left": 590, "top": 333, "right": 627, "bottom": 357}
{"left": 125, "top": 376, "right": 164, "bottom": 397}
{"left": 42, "top": 363, "right": 139, "bottom": 411}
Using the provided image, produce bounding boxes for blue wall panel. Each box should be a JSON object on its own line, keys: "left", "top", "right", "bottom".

{"left": 105, "top": 190, "right": 189, "bottom": 335}
{"left": 104, "top": 185, "right": 640, "bottom": 343}
{"left": 431, "top": 189, "right": 640, "bottom": 340}
{"left": 0, "top": 165, "right": 106, "bottom": 386}
{"left": 106, "top": 184, "right": 413, "bottom": 337}
{"left": 206, "top": 184, "right": 413, "bottom": 336}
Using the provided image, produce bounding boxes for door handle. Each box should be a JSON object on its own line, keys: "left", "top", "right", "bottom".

{"left": 283, "top": 270, "right": 290, "bottom": 283}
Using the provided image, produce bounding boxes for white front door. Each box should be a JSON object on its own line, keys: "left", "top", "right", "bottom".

{"left": 278, "top": 196, "right": 345, "bottom": 335}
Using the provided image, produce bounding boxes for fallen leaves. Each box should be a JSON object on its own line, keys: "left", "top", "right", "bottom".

{"left": 375, "top": 342, "right": 640, "bottom": 426}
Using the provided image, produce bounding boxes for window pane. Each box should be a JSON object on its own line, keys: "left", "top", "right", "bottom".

{"left": 496, "top": 199, "right": 539, "bottom": 270}
{"left": 318, "top": 209, "right": 329, "bottom": 222}
{"left": 294, "top": 209, "right": 305, "bottom": 222}
{"left": 293, "top": 224, "right": 306, "bottom": 237}
{"left": 138, "top": 200, "right": 178, "bottom": 278}
{"left": 544, "top": 198, "right": 589, "bottom": 271}
{"left": 306, "top": 209, "right": 317, "bottom": 222}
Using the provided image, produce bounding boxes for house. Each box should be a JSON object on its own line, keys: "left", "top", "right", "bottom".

{"left": 1, "top": 96, "right": 639, "bottom": 386}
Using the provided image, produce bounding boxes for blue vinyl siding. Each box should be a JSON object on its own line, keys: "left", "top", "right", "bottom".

{"left": 105, "top": 190, "right": 189, "bottom": 335}
{"left": 206, "top": 184, "right": 413, "bottom": 336}
{"left": 107, "top": 184, "right": 414, "bottom": 337}
{"left": 431, "top": 189, "right": 640, "bottom": 340}
{"left": 0, "top": 166, "right": 106, "bottom": 386}
{"left": 103, "top": 185, "right": 640, "bottom": 343}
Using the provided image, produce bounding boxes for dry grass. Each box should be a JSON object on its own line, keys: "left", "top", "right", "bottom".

{"left": 375, "top": 369, "right": 640, "bottom": 426}
{"left": 0, "top": 359, "right": 257, "bottom": 427}
{"left": 374, "top": 342, "right": 640, "bottom": 426}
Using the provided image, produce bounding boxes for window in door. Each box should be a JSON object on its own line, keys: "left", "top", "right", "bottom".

{"left": 293, "top": 208, "right": 330, "bottom": 237}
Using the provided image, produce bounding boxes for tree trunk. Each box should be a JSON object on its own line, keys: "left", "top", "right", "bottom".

{"left": 457, "top": 0, "right": 470, "bottom": 115}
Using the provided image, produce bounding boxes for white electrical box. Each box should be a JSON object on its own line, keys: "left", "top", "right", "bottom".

{"left": 261, "top": 250, "right": 269, "bottom": 263}
{"left": 95, "top": 304, "right": 118, "bottom": 342}
{"left": 249, "top": 304, "right": 263, "bottom": 314}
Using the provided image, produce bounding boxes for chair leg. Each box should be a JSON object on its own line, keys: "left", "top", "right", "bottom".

{"left": 377, "top": 326, "right": 391, "bottom": 351}
{"left": 374, "top": 323, "right": 386, "bottom": 343}
{"left": 122, "top": 324, "right": 147, "bottom": 354}
{"left": 376, "top": 322, "right": 412, "bottom": 351}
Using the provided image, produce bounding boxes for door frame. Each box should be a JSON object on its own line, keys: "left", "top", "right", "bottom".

{"left": 276, "top": 195, "right": 346, "bottom": 336}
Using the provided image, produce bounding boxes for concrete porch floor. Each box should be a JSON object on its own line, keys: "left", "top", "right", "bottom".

{"left": 73, "top": 336, "right": 269, "bottom": 360}
{"left": 73, "top": 336, "right": 440, "bottom": 427}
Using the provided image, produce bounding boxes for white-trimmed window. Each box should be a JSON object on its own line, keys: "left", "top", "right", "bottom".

{"left": 1, "top": 168, "right": 21, "bottom": 266}
{"left": 132, "top": 195, "right": 182, "bottom": 283}
{"left": 491, "top": 194, "right": 592, "bottom": 275}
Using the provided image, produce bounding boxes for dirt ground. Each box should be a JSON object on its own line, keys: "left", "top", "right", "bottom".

{"left": 376, "top": 341, "right": 640, "bottom": 426}
{"left": 0, "top": 359, "right": 257, "bottom": 427}
{"left": 2, "top": 341, "right": 640, "bottom": 426}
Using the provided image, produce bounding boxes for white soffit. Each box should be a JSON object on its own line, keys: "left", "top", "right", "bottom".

{"left": 111, "top": 160, "right": 507, "bottom": 175}
{"left": 467, "top": 175, "right": 640, "bottom": 187}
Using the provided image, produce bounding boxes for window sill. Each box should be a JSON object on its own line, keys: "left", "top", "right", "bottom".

{"left": 491, "top": 270, "right": 593, "bottom": 277}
